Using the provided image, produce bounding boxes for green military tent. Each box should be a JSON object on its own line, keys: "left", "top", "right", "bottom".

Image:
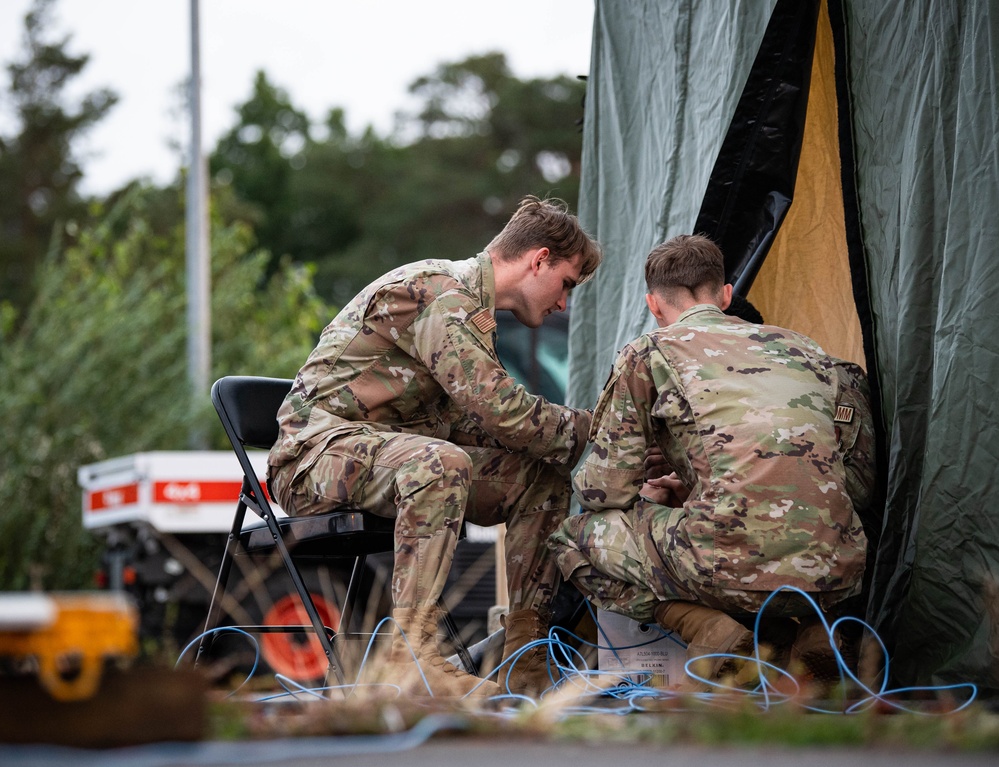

{"left": 569, "top": 0, "right": 999, "bottom": 696}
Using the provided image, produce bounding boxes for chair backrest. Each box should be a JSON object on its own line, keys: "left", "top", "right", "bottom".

{"left": 211, "top": 376, "right": 292, "bottom": 450}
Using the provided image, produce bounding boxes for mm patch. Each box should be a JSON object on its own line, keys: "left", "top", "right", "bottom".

{"left": 469, "top": 309, "right": 497, "bottom": 334}
{"left": 834, "top": 404, "right": 855, "bottom": 424}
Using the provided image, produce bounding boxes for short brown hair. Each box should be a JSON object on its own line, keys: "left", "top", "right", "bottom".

{"left": 645, "top": 234, "right": 725, "bottom": 301}
{"left": 487, "top": 196, "right": 602, "bottom": 281}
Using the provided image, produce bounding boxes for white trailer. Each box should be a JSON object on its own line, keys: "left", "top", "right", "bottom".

{"left": 78, "top": 451, "right": 495, "bottom": 678}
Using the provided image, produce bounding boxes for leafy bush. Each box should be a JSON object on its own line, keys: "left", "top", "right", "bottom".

{"left": 0, "top": 185, "right": 331, "bottom": 589}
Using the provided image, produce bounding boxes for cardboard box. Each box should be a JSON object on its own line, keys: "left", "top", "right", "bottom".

{"left": 596, "top": 609, "right": 687, "bottom": 688}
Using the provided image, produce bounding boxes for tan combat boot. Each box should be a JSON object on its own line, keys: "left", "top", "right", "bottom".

{"left": 788, "top": 617, "right": 843, "bottom": 686}
{"left": 654, "top": 600, "right": 756, "bottom": 689}
{"left": 499, "top": 609, "right": 555, "bottom": 697}
{"left": 382, "top": 607, "right": 502, "bottom": 699}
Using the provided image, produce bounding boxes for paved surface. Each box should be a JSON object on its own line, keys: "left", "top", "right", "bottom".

{"left": 2, "top": 738, "right": 997, "bottom": 767}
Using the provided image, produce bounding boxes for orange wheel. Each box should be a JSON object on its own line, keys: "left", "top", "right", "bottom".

{"left": 261, "top": 594, "right": 340, "bottom": 680}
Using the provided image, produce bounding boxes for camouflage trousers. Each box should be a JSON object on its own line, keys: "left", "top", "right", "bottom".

{"left": 549, "top": 502, "right": 852, "bottom": 624}
{"left": 269, "top": 430, "right": 571, "bottom": 614}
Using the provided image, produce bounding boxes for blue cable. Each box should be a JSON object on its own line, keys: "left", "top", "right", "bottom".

{"left": 175, "top": 626, "right": 260, "bottom": 698}
{"left": 177, "top": 587, "right": 978, "bottom": 716}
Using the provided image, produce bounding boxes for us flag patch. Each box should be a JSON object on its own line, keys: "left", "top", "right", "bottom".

{"left": 469, "top": 310, "right": 497, "bottom": 334}
{"left": 834, "top": 405, "right": 855, "bottom": 424}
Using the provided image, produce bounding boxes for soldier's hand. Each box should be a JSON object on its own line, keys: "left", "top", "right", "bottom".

{"left": 641, "top": 472, "right": 690, "bottom": 506}
{"left": 644, "top": 446, "right": 671, "bottom": 480}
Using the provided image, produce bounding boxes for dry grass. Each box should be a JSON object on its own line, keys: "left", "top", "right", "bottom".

{"left": 194, "top": 551, "right": 999, "bottom": 752}
{"left": 207, "top": 685, "right": 999, "bottom": 752}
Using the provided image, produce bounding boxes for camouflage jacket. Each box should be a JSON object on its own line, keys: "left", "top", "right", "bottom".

{"left": 575, "top": 304, "right": 874, "bottom": 595}
{"left": 269, "top": 252, "right": 590, "bottom": 473}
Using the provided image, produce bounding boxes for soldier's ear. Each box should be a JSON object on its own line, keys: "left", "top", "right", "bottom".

{"left": 718, "top": 283, "right": 733, "bottom": 311}
{"left": 645, "top": 292, "right": 665, "bottom": 321}
{"left": 530, "top": 247, "right": 550, "bottom": 273}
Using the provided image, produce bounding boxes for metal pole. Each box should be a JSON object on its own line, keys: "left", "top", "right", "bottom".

{"left": 186, "top": 0, "right": 211, "bottom": 446}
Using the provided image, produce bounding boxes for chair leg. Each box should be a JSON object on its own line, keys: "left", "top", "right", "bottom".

{"left": 232, "top": 482, "right": 351, "bottom": 690}
{"left": 438, "top": 596, "right": 478, "bottom": 675}
{"left": 337, "top": 555, "right": 367, "bottom": 638}
{"left": 194, "top": 492, "right": 249, "bottom": 668}
{"left": 281, "top": 568, "right": 345, "bottom": 686}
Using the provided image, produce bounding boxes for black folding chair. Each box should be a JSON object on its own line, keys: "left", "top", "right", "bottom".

{"left": 196, "top": 375, "right": 475, "bottom": 688}
{"left": 195, "top": 376, "right": 400, "bottom": 687}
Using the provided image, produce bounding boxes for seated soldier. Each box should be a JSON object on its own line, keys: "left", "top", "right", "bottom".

{"left": 549, "top": 234, "right": 876, "bottom": 686}
{"left": 268, "top": 196, "right": 600, "bottom": 699}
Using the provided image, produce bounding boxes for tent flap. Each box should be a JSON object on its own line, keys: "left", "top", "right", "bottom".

{"left": 574, "top": 0, "right": 999, "bottom": 694}
{"left": 694, "top": 0, "right": 820, "bottom": 295}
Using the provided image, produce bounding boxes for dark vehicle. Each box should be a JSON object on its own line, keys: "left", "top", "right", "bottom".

{"left": 494, "top": 309, "right": 570, "bottom": 405}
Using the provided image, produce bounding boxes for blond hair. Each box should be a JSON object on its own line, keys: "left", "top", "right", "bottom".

{"left": 487, "top": 196, "right": 601, "bottom": 281}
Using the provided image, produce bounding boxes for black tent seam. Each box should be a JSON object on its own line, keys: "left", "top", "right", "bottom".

{"left": 714, "top": 0, "right": 816, "bottom": 242}
{"left": 828, "top": 0, "right": 896, "bottom": 649}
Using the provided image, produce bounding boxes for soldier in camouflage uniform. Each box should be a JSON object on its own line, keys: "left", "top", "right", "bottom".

{"left": 268, "top": 196, "right": 601, "bottom": 698}
{"left": 549, "top": 234, "right": 875, "bottom": 684}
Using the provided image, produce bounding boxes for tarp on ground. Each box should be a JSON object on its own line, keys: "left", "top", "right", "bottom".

{"left": 570, "top": 0, "right": 999, "bottom": 694}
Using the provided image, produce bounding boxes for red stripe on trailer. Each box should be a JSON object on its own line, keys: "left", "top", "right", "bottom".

{"left": 153, "top": 480, "right": 245, "bottom": 504}
{"left": 88, "top": 483, "right": 140, "bottom": 511}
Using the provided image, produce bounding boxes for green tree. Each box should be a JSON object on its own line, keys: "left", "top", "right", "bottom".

{"left": 289, "top": 115, "right": 394, "bottom": 304}
{"left": 209, "top": 71, "right": 311, "bottom": 274}
{"left": 0, "top": 184, "right": 331, "bottom": 590}
{"left": 0, "top": 0, "right": 117, "bottom": 318}
{"left": 315, "top": 52, "right": 586, "bottom": 304}
{"left": 407, "top": 51, "right": 585, "bottom": 198}
{"left": 212, "top": 53, "right": 587, "bottom": 307}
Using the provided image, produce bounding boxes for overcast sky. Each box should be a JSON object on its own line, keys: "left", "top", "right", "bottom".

{"left": 0, "top": 0, "right": 595, "bottom": 194}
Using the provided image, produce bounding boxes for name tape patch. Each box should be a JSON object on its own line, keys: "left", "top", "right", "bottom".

{"left": 834, "top": 404, "right": 855, "bottom": 424}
